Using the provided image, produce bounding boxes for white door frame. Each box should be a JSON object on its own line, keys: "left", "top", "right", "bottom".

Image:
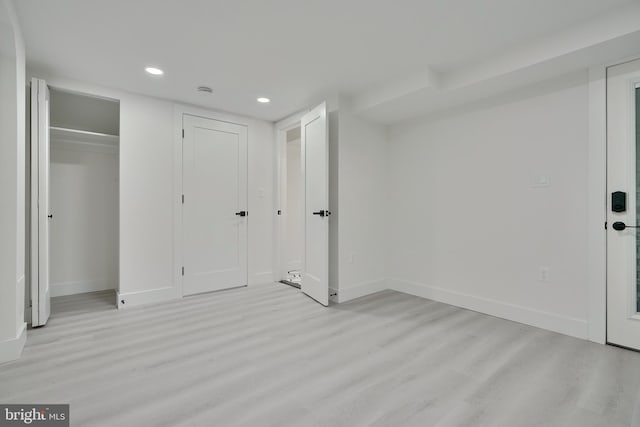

{"left": 274, "top": 111, "right": 309, "bottom": 282}
{"left": 588, "top": 54, "right": 640, "bottom": 345}
{"left": 173, "top": 104, "right": 251, "bottom": 298}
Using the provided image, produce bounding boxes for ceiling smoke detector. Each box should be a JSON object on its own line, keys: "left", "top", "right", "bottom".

{"left": 197, "top": 86, "right": 213, "bottom": 93}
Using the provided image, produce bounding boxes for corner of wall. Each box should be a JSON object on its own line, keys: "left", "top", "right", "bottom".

{"left": 251, "top": 271, "right": 274, "bottom": 285}
{"left": 336, "top": 278, "right": 388, "bottom": 303}
{"left": 0, "top": 321, "right": 26, "bottom": 365}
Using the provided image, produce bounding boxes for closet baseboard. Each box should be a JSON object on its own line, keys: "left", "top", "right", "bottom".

{"left": 117, "top": 287, "right": 177, "bottom": 309}
{"left": 50, "top": 279, "right": 115, "bottom": 297}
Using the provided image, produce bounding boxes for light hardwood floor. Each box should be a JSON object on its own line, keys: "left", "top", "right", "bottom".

{"left": 2, "top": 283, "right": 640, "bottom": 427}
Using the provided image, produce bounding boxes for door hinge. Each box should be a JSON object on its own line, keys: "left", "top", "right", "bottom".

{"left": 605, "top": 221, "right": 608, "bottom": 230}
{"left": 182, "top": 266, "right": 184, "bottom": 276}
{"left": 182, "top": 194, "right": 184, "bottom": 204}
{"left": 182, "top": 129, "right": 185, "bottom": 138}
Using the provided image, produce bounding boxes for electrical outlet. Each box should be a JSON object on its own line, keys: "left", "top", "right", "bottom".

{"left": 539, "top": 267, "right": 550, "bottom": 282}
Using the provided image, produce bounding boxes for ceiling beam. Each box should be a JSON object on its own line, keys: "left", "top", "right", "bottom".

{"left": 352, "top": 2, "right": 640, "bottom": 124}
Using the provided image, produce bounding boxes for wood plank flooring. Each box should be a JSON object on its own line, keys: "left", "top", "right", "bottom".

{"left": 50, "top": 290, "right": 116, "bottom": 316}
{"left": 2, "top": 283, "right": 640, "bottom": 426}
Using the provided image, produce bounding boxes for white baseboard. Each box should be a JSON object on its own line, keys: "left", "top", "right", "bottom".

{"left": 0, "top": 322, "right": 26, "bottom": 365}
{"left": 329, "top": 287, "right": 339, "bottom": 303}
{"left": 51, "top": 279, "right": 115, "bottom": 297}
{"left": 336, "top": 279, "right": 388, "bottom": 303}
{"left": 117, "top": 286, "right": 177, "bottom": 309}
{"left": 387, "top": 278, "right": 588, "bottom": 339}
{"left": 251, "top": 271, "right": 274, "bottom": 285}
{"left": 17, "top": 275, "right": 25, "bottom": 325}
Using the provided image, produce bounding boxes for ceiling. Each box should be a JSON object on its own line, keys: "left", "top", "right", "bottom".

{"left": 14, "top": 0, "right": 638, "bottom": 123}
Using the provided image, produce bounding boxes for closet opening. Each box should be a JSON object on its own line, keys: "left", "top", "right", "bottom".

{"left": 32, "top": 86, "right": 120, "bottom": 318}
{"left": 278, "top": 126, "right": 303, "bottom": 289}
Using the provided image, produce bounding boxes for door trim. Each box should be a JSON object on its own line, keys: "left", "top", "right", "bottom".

{"left": 173, "top": 105, "right": 250, "bottom": 298}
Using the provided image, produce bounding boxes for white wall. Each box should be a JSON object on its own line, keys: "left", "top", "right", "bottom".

{"left": 0, "top": 0, "right": 26, "bottom": 363}
{"left": 120, "top": 94, "right": 174, "bottom": 302}
{"left": 49, "top": 139, "right": 118, "bottom": 296}
{"left": 334, "top": 102, "right": 389, "bottom": 300}
{"left": 284, "top": 138, "right": 302, "bottom": 272}
{"left": 244, "top": 116, "right": 276, "bottom": 285}
{"left": 25, "top": 73, "right": 276, "bottom": 308}
{"left": 386, "top": 78, "right": 590, "bottom": 338}
{"left": 49, "top": 88, "right": 120, "bottom": 135}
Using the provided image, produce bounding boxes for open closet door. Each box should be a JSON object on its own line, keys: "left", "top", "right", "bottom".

{"left": 301, "top": 102, "right": 329, "bottom": 306}
{"left": 30, "top": 78, "right": 51, "bottom": 327}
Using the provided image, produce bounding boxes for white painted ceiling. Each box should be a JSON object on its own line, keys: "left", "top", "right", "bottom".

{"left": 15, "top": 0, "right": 637, "bottom": 122}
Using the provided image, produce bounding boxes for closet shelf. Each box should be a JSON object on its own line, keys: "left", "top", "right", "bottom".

{"left": 50, "top": 126, "right": 119, "bottom": 150}
{"left": 51, "top": 126, "right": 118, "bottom": 139}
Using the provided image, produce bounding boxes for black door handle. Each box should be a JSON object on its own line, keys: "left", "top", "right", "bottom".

{"left": 235, "top": 211, "right": 247, "bottom": 217}
{"left": 612, "top": 221, "right": 639, "bottom": 231}
{"left": 312, "top": 210, "right": 331, "bottom": 217}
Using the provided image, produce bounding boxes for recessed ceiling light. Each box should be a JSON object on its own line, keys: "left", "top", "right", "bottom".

{"left": 257, "top": 97, "right": 270, "bottom": 103}
{"left": 145, "top": 67, "right": 164, "bottom": 76}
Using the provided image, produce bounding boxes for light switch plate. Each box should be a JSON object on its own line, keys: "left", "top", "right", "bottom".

{"left": 531, "top": 173, "right": 551, "bottom": 188}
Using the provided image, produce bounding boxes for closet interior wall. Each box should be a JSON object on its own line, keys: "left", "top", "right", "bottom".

{"left": 47, "top": 88, "right": 120, "bottom": 298}
{"left": 283, "top": 127, "right": 303, "bottom": 281}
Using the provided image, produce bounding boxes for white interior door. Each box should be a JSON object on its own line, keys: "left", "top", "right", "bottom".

{"left": 607, "top": 58, "right": 640, "bottom": 350}
{"left": 30, "top": 78, "right": 51, "bottom": 327}
{"left": 182, "top": 114, "right": 248, "bottom": 296}
{"left": 301, "top": 102, "right": 329, "bottom": 306}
